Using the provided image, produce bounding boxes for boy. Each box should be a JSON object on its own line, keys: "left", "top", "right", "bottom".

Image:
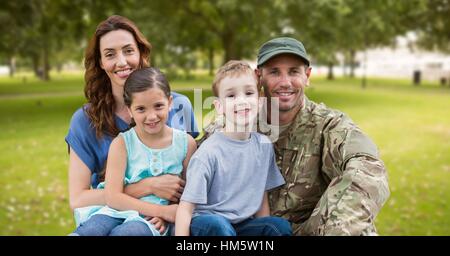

{"left": 175, "top": 60, "right": 291, "bottom": 236}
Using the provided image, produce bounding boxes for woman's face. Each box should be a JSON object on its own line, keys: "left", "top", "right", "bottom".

{"left": 99, "top": 29, "right": 141, "bottom": 88}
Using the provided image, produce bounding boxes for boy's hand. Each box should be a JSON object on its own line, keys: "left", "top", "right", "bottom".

{"left": 147, "top": 216, "right": 166, "bottom": 234}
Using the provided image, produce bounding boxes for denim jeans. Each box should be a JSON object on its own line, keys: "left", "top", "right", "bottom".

{"left": 190, "top": 215, "right": 292, "bottom": 236}
{"left": 72, "top": 214, "right": 154, "bottom": 236}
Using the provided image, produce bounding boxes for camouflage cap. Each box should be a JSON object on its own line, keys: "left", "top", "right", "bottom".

{"left": 257, "top": 37, "right": 310, "bottom": 67}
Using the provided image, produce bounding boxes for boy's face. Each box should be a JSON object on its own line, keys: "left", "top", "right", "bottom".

{"left": 215, "top": 74, "right": 259, "bottom": 131}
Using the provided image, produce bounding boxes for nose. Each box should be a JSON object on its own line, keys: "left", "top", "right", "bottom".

{"left": 235, "top": 96, "right": 249, "bottom": 107}
{"left": 146, "top": 111, "right": 157, "bottom": 121}
{"left": 116, "top": 53, "right": 127, "bottom": 67}
{"left": 278, "top": 73, "right": 292, "bottom": 86}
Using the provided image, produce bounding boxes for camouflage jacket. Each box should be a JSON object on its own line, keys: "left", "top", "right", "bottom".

{"left": 198, "top": 97, "right": 390, "bottom": 235}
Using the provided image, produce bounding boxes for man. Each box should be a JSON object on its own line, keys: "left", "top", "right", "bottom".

{"left": 200, "top": 37, "right": 390, "bottom": 235}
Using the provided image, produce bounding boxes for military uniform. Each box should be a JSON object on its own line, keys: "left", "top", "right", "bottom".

{"left": 198, "top": 96, "right": 390, "bottom": 235}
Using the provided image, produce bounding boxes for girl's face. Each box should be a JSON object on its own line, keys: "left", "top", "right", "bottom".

{"left": 99, "top": 29, "right": 141, "bottom": 88}
{"left": 128, "top": 87, "right": 172, "bottom": 136}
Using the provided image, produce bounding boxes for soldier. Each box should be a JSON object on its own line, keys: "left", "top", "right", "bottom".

{"left": 200, "top": 37, "right": 390, "bottom": 235}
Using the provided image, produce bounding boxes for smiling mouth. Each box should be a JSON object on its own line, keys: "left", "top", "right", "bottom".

{"left": 234, "top": 109, "right": 250, "bottom": 115}
{"left": 145, "top": 121, "right": 160, "bottom": 128}
{"left": 274, "top": 91, "right": 295, "bottom": 97}
{"left": 114, "top": 68, "right": 133, "bottom": 78}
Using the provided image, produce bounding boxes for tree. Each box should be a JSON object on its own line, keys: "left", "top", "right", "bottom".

{"left": 416, "top": 0, "right": 450, "bottom": 53}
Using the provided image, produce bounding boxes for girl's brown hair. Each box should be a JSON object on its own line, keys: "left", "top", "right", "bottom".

{"left": 84, "top": 15, "right": 152, "bottom": 138}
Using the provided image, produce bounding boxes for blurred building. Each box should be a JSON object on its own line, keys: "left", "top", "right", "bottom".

{"left": 315, "top": 33, "right": 450, "bottom": 82}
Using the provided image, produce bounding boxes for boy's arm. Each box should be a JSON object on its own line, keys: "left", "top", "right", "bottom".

{"left": 175, "top": 201, "right": 195, "bottom": 236}
{"left": 255, "top": 192, "right": 270, "bottom": 217}
{"left": 182, "top": 135, "right": 198, "bottom": 180}
{"left": 104, "top": 136, "right": 176, "bottom": 222}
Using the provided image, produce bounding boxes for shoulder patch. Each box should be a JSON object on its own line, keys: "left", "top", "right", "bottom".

{"left": 342, "top": 129, "right": 379, "bottom": 167}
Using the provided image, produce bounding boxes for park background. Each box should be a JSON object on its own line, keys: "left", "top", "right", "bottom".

{"left": 0, "top": 0, "right": 449, "bottom": 235}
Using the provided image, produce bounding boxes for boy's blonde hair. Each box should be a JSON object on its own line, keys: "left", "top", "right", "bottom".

{"left": 212, "top": 60, "right": 257, "bottom": 97}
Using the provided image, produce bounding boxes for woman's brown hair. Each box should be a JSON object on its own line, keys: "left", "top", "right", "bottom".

{"left": 84, "top": 15, "right": 152, "bottom": 138}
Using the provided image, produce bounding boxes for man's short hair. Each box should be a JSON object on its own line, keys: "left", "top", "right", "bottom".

{"left": 212, "top": 60, "right": 257, "bottom": 97}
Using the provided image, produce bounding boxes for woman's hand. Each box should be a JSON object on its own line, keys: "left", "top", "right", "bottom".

{"left": 149, "top": 175, "right": 185, "bottom": 202}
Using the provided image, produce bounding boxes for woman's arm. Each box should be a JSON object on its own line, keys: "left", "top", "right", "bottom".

{"left": 68, "top": 148, "right": 105, "bottom": 210}
{"left": 175, "top": 201, "right": 195, "bottom": 236}
{"left": 255, "top": 192, "right": 270, "bottom": 217}
{"left": 104, "top": 136, "right": 177, "bottom": 222}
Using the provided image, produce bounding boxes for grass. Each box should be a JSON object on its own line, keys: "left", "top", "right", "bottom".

{"left": 0, "top": 72, "right": 449, "bottom": 235}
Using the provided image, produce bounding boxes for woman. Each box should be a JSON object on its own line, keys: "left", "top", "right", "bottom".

{"left": 65, "top": 15, "right": 198, "bottom": 226}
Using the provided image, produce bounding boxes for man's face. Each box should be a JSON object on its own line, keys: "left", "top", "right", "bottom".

{"left": 258, "top": 54, "right": 311, "bottom": 113}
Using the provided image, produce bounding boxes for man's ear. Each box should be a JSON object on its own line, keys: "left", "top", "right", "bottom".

{"left": 305, "top": 66, "right": 312, "bottom": 86}
{"left": 255, "top": 68, "right": 264, "bottom": 95}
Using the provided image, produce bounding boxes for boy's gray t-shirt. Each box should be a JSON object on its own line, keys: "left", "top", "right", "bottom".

{"left": 181, "top": 132, "right": 285, "bottom": 224}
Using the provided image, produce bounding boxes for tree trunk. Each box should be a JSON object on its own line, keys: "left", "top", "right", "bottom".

{"left": 208, "top": 47, "right": 214, "bottom": 76}
{"left": 8, "top": 56, "right": 16, "bottom": 77}
{"left": 222, "top": 31, "right": 240, "bottom": 64}
{"left": 32, "top": 55, "right": 41, "bottom": 79}
{"left": 327, "top": 62, "right": 334, "bottom": 80}
{"left": 349, "top": 49, "right": 356, "bottom": 78}
{"left": 42, "top": 43, "right": 50, "bottom": 81}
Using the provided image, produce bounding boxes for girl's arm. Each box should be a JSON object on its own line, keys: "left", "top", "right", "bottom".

{"left": 104, "top": 136, "right": 176, "bottom": 222}
{"left": 124, "top": 174, "right": 186, "bottom": 202}
{"left": 126, "top": 134, "right": 197, "bottom": 200}
{"left": 255, "top": 192, "right": 270, "bottom": 217}
{"left": 68, "top": 148, "right": 105, "bottom": 210}
{"left": 175, "top": 201, "right": 195, "bottom": 236}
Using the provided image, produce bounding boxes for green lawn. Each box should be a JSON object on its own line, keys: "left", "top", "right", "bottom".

{"left": 0, "top": 72, "right": 449, "bottom": 235}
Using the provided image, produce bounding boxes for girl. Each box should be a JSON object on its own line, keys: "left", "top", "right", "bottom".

{"left": 72, "top": 67, "right": 197, "bottom": 236}
{"left": 65, "top": 16, "right": 198, "bottom": 231}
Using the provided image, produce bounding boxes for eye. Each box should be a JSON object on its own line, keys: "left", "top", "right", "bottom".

{"left": 246, "top": 91, "right": 255, "bottom": 96}
{"left": 226, "top": 94, "right": 235, "bottom": 98}
{"left": 125, "top": 48, "right": 134, "bottom": 54}
{"left": 105, "top": 52, "right": 114, "bottom": 58}
{"left": 269, "top": 69, "right": 279, "bottom": 75}
{"left": 290, "top": 69, "right": 300, "bottom": 75}
{"left": 136, "top": 106, "right": 145, "bottom": 112}
{"left": 155, "top": 103, "right": 165, "bottom": 109}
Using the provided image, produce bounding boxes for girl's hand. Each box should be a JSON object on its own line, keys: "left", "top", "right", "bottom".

{"left": 146, "top": 216, "right": 166, "bottom": 234}
{"left": 161, "top": 204, "right": 178, "bottom": 223}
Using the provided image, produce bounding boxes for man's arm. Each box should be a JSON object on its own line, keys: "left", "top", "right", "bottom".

{"left": 301, "top": 119, "right": 390, "bottom": 236}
